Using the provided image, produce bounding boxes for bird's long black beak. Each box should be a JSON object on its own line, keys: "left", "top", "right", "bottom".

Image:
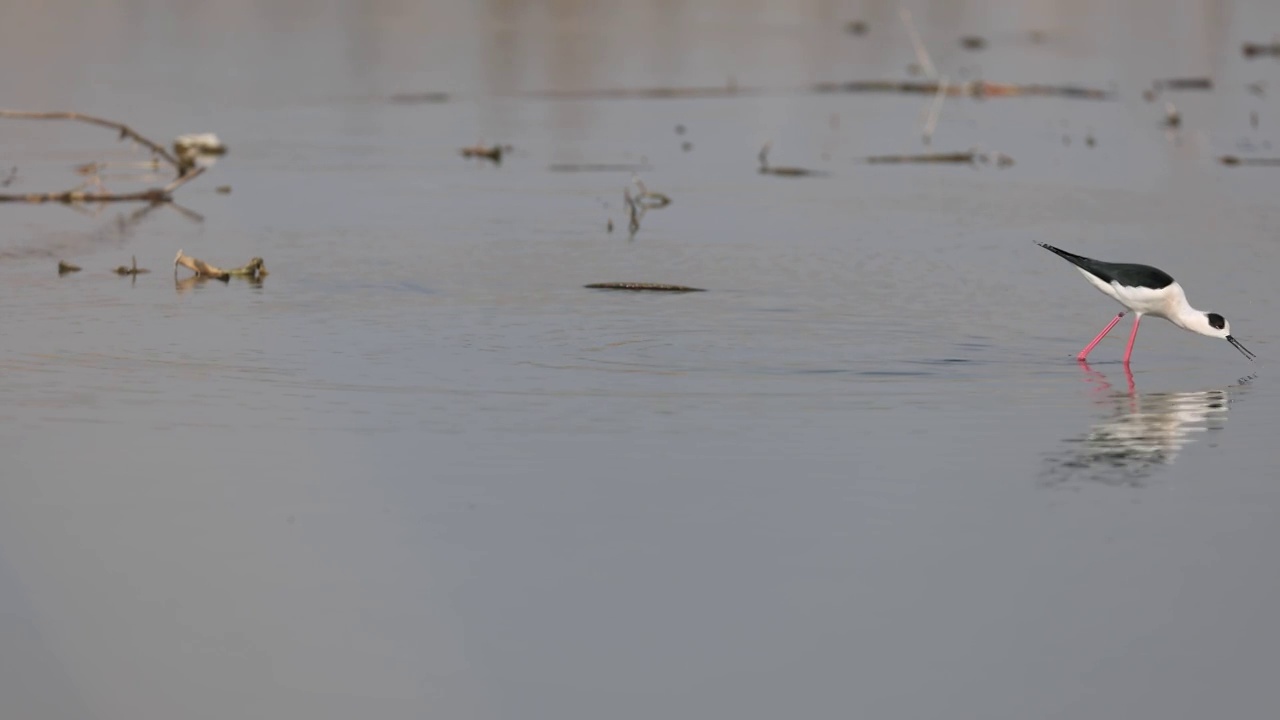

{"left": 1227, "top": 335, "right": 1256, "bottom": 361}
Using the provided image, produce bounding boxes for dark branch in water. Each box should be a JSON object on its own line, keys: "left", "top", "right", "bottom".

{"left": 1243, "top": 42, "right": 1280, "bottom": 59}
{"left": 1219, "top": 156, "right": 1280, "bottom": 166}
{"left": 526, "top": 79, "right": 1115, "bottom": 102}
{"left": 855, "top": 150, "right": 1013, "bottom": 167}
{"left": 585, "top": 282, "right": 705, "bottom": 292}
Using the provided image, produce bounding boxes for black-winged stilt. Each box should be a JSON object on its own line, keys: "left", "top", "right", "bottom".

{"left": 1038, "top": 243, "right": 1255, "bottom": 363}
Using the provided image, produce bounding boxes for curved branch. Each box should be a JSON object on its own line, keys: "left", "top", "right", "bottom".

{"left": 0, "top": 109, "right": 186, "bottom": 174}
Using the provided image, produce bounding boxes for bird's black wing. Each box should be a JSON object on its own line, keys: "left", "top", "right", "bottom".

{"left": 1037, "top": 243, "right": 1175, "bottom": 289}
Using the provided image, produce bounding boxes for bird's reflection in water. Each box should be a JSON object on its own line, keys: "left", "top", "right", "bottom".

{"left": 1042, "top": 362, "right": 1255, "bottom": 488}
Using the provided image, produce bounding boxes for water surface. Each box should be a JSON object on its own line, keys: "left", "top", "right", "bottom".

{"left": 3, "top": 2, "right": 1280, "bottom": 719}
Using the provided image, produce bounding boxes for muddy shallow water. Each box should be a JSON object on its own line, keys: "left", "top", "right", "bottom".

{"left": 3, "top": 2, "right": 1280, "bottom": 719}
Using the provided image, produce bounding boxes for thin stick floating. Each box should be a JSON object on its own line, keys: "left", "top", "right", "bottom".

{"left": 525, "top": 80, "right": 1114, "bottom": 102}
{"left": 1219, "top": 156, "right": 1280, "bottom": 166}
{"left": 1152, "top": 77, "right": 1213, "bottom": 91}
{"left": 585, "top": 282, "right": 705, "bottom": 292}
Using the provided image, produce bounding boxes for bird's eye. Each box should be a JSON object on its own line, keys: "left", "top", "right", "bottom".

{"left": 1207, "top": 313, "right": 1226, "bottom": 330}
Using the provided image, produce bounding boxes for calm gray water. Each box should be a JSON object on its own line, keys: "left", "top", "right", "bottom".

{"left": 3, "top": 2, "right": 1280, "bottom": 718}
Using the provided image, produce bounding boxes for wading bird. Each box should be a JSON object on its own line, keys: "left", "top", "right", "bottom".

{"left": 1038, "top": 243, "right": 1254, "bottom": 363}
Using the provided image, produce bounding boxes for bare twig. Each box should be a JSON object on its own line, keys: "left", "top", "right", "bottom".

{"left": 0, "top": 110, "right": 185, "bottom": 173}
{"left": 0, "top": 111, "right": 211, "bottom": 203}
{"left": 115, "top": 255, "right": 150, "bottom": 276}
{"left": 623, "top": 186, "right": 641, "bottom": 235}
{"left": 899, "top": 8, "right": 937, "bottom": 79}
{"left": 921, "top": 75, "right": 948, "bottom": 145}
{"left": 162, "top": 166, "right": 207, "bottom": 194}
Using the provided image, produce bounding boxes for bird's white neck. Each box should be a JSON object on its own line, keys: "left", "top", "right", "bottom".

{"left": 1167, "top": 300, "right": 1219, "bottom": 338}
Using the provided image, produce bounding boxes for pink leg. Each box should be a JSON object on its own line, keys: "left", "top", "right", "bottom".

{"left": 1122, "top": 314, "right": 1142, "bottom": 364}
{"left": 1077, "top": 312, "right": 1125, "bottom": 361}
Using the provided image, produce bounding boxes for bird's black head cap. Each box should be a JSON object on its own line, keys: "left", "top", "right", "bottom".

{"left": 1207, "top": 313, "right": 1226, "bottom": 330}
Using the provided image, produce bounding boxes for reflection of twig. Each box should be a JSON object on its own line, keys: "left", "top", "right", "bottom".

{"left": 623, "top": 186, "right": 641, "bottom": 235}
{"left": 164, "top": 200, "right": 205, "bottom": 224}
{"left": 921, "top": 75, "right": 948, "bottom": 145}
{"left": 757, "top": 141, "right": 828, "bottom": 177}
{"left": 115, "top": 255, "right": 150, "bottom": 276}
{"left": 899, "top": 8, "right": 937, "bottom": 79}
{"left": 631, "top": 176, "right": 671, "bottom": 208}
{"left": 619, "top": 175, "right": 674, "bottom": 236}
{"left": 0, "top": 200, "right": 167, "bottom": 262}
